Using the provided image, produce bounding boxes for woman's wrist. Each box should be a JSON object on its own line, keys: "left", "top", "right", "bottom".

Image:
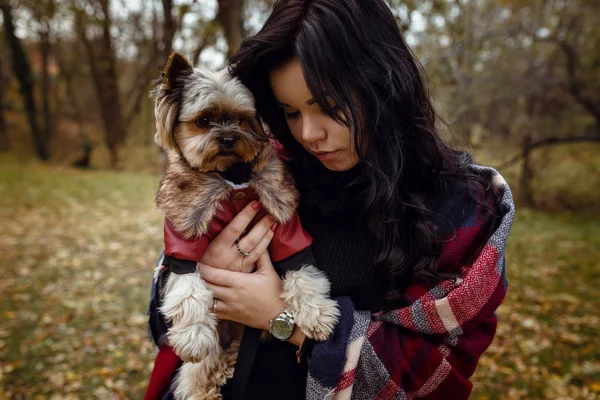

{"left": 265, "top": 303, "right": 306, "bottom": 347}
{"left": 287, "top": 327, "right": 306, "bottom": 347}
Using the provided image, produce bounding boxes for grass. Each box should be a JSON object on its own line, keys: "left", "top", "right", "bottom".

{"left": 0, "top": 155, "right": 163, "bottom": 399}
{"left": 0, "top": 154, "right": 598, "bottom": 399}
{"left": 470, "top": 209, "right": 600, "bottom": 399}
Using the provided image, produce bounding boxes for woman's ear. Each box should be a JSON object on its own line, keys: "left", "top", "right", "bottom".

{"left": 150, "top": 52, "right": 194, "bottom": 150}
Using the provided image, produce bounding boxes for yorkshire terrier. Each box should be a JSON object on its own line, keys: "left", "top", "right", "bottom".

{"left": 150, "top": 52, "right": 339, "bottom": 399}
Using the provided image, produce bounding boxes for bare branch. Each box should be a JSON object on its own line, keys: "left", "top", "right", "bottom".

{"left": 519, "top": 17, "right": 600, "bottom": 127}
{"left": 498, "top": 135, "right": 600, "bottom": 170}
{"left": 123, "top": 0, "right": 179, "bottom": 129}
{"left": 556, "top": 39, "right": 600, "bottom": 125}
{"left": 191, "top": 22, "right": 217, "bottom": 66}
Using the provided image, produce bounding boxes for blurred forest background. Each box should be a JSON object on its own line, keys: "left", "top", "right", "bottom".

{"left": 0, "top": 0, "right": 599, "bottom": 399}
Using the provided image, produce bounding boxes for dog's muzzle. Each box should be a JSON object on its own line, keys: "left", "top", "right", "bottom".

{"left": 219, "top": 135, "right": 237, "bottom": 151}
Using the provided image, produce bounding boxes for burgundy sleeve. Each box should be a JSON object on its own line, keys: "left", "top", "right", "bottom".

{"left": 269, "top": 211, "right": 313, "bottom": 263}
{"left": 163, "top": 217, "right": 210, "bottom": 261}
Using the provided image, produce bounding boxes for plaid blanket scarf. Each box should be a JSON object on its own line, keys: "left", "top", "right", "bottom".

{"left": 305, "top": 165, "right": 514, "bottom": 399}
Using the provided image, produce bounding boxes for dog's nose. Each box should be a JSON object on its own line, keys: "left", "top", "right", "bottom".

{"left": 220, "top": 136, "right": 236, "bottom": 150}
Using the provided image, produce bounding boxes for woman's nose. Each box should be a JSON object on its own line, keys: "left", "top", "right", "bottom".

{"left": 301, "top": 115, "right": 327, "bottom": 143}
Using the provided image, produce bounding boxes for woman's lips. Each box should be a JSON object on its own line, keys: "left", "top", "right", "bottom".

{"left": 313, "top": 150, "right": 339, "bottom": 161}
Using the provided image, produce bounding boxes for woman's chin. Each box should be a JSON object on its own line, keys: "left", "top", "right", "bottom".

{"left": 319, "top": 158, "right": 360, "bottom": 172}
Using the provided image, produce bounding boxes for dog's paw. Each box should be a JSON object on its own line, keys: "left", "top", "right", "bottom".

{"left": 282, "top": 265, "right": 340, "bottom": 341}
{"left": 168, "top": 322, "right": 221, "bottom": 363}
{"left": 210, "top": 340, "right": 240, "bottom": 388}
{"left": 174, "top": 342, "right": 239, "bottom": 400}
{"left": 295, "top": 295, "right": 339, "bottom": 341}
{"left": 160, "top": 273, "right": 220, "bottom": 362}
{"left": 174, "top": 357, "right": 222, "bottom": 400}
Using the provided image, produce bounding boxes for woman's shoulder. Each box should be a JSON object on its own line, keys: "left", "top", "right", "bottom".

{"left": 432, "top": 163, "right": 515, "bottom": 275}
{"left": 435, "top": 163, "right": 514, "bottom": 241}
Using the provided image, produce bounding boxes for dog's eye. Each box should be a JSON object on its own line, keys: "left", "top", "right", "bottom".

{"left": 196, "top": 117, "right": 211, "bottom": 128}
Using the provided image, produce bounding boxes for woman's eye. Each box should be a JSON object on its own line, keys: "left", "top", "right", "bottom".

{"left": 285, "top": 111, "right": 300, "bottom": 119}
{"left": 321, "top": 105, "right": 341, "bottom": 115}
{"left": 196, "top": 117, "right": 211, "bottom": 127}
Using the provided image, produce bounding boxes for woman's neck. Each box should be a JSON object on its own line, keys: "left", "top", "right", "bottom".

{"left": 296, "top": 160, "right": 368, "bottom": 220}
{"left": 321, "top": 162, "right": 362, "bottom": 186}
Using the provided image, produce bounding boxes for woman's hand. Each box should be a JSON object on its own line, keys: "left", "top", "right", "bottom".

{"left": 199, "top": 200, "right": 278, "bottom": 273}
{"left": 198, "top": 251, "right": 286, "bottom": 331}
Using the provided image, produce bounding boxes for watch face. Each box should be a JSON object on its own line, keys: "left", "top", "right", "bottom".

{"left": 271, "top": 316, "right": 293, "bottom": 340}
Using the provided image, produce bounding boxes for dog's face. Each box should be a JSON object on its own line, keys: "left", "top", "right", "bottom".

{"left": 151, "top": 53, "right": 269, "bottom": 172}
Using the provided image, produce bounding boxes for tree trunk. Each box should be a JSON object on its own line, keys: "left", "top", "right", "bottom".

{"left": 54, "top": 38, "right": 93, "bottom": 168}
{"left": 520, "top": 134, "right": 534, "bottom": 208}
{"left": 0, "top": 32, "right": 8, "bottom": 151}
{"left": 1, "top": 4, "right": 47, "bottom": 160}
{"left": 217, "top": 0, "right": 245, "bottom": 58}
{"left": 75, "top": 0, "right": 126, "bottom": 169}
{"left": 39, "top": 22, "right": 53, "bottom": 154}
{"left": 98, "top": 0, "right": 125, "bottom": 169}
{"left": 160, "top": 0, "right": 175, "bottom": 63}
{"left": 54, "top": 39, "right": 87, "bottom": 142}
{"left": 108, "top": 144, "right": 119, "bottom": 170}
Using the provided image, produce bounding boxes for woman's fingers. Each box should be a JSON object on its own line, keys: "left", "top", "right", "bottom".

{"left": 244, "top": 231, "right": 275, "bottom": 271}
{"left": 238, "top": 215, "right": 277, "bottom": 263}
{"left": 205, "top": 282, "right": 231, "bottom": 302}
{"left": 213, "top": 201, "right": 262, "bottom": 245}
{"left": 255, "top": 249, "right": 276, "bottom": 274}
{"left": 205, "top": 283, "right": 237, "bottom": 321}
{"left": 198, "top": 263, "right": 240, "bottom": 288}
{"left": 199, "top": 201, "right": 278, "bottom": 272}
{"left": 245, "top": 231, "right": 275, "bottom": 269}
{"left": 239, "top": 258, "right": 257, "bottom": 274}
{"left": 200, "top": 253, "right": 285, "bottom": 329}
{"left": 211, "top": 298, "right": 231, "bottom": 320}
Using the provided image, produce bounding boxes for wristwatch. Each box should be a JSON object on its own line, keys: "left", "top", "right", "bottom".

{"left": 269, "top": 309, "right": 295, "bottom": 340}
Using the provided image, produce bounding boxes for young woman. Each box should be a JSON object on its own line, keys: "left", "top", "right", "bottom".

{"left": 145, "top": 0, "right": 515, "bottom": 398}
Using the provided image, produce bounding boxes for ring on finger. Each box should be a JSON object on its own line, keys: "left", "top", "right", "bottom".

{"left": 236, "top": 240, "right": 250, "bottom": 258}
{"left": 213, "top": 298, "right": 218, "bottom": 313}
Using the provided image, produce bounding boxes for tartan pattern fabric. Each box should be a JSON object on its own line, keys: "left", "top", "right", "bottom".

{"left": 306, "top": 165, "right": 514, "bottom": 399}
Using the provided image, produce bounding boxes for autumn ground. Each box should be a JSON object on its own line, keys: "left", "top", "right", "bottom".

{"left": 0, "top": 155, "right": 599, "bottom": 399}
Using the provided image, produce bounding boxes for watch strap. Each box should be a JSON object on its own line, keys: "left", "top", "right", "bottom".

{"left": 281, "top": 309, "right": 295, "bottom": 324}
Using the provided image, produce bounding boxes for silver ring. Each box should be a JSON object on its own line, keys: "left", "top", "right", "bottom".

{"left": 236, "top": 241, "right": 250, "bottom": 258}
{"left": 213, "top": 298, "right": 218, "bottom": 313}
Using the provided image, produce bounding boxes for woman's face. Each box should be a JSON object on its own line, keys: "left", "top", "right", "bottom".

{"left": 269, "top": 58, "right": 359, "bottom": 171}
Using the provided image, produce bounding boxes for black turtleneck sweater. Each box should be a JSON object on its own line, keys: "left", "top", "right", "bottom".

{"left": 223, "top": 163, "right": 382, "bottom": 400}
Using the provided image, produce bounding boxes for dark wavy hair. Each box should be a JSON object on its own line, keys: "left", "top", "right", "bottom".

{"left": 230, "top": 0, "right": 486, "bottom": 307}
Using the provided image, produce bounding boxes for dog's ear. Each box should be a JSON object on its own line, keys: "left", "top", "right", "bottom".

{"left": 151, "top": 52, "right": 193, "bottom": 150}
{"left": 163, "top": 52, "right": 193, "bottom": 90}
{"left": 248, "top": 117, "right": 270, "bottom": 143}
